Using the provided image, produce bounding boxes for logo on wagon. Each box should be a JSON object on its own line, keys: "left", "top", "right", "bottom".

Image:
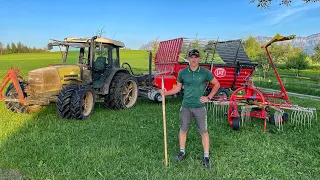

{"left": 214, "top": 68, "right": 226, "bottom": 78}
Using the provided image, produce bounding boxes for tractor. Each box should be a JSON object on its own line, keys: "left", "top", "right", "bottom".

{"left": 0, "top": 36, "right": 138, "bottom": 119}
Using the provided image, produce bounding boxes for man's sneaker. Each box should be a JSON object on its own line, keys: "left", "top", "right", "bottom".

{"left": 175, "top": 152, "right": 185, "bottom": 162}
{"left": 203, "top": 157, "right": 212, "bottom": 168}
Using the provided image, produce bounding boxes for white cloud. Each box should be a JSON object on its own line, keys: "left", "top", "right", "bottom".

{"left": 264, "top": 3, "right": 320, "bottom": 26}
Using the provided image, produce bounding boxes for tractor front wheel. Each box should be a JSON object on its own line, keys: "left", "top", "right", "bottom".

{"left": 71, "top": 85, "right": 95, "bottom": 120}
{"left": 56, "top": 84, "right": 80, "bottom": 119}
{"left": 104, "top": 73, "right": 138, "bottom": 109}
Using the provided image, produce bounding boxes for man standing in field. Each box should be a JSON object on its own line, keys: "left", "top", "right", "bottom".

{"left": 161, "top": 49, "right": 220, "bottom": 168}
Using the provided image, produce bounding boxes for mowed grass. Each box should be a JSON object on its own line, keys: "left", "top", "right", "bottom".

{"left": 0, "top": 51, "right": 320, "bottom": 179}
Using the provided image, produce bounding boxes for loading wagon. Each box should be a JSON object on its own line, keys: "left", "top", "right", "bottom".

{"left": 134, "top": 37, "right": 258, "bottom": 102}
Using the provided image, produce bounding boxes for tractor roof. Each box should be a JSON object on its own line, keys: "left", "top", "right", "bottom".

{"left": 64, "top": 37, "right": 125, "bottom": 48}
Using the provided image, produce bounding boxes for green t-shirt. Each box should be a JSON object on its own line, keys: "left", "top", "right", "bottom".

{"left": 177, "top": 66, "right": 214, "bottom": 108}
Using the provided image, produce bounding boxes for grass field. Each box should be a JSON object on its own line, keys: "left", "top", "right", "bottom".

{"left": 0, "top": 51, "right": 320, "bottom": 179}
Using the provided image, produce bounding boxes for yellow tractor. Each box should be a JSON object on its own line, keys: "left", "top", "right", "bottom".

{"left": 0, "top": 36, "right": 138, "bottom": 119}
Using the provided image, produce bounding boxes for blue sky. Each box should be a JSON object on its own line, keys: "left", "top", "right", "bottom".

{"left": 0, "top": 0, "right": 319, "bottom": 49}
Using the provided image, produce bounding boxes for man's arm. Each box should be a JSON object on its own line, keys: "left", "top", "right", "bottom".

{"left": 207, "top": 78, "right": 220, "bottom": 99}
{"left": 200, "top": 78, "right": 220, "bottom": 103}
{"left": 161, "top": 82, "right": 182, "bottom": 96}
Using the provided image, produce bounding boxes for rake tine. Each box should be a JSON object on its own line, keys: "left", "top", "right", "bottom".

{"left": 213, "top": 103, "right": 217, "bottom": 122}
{"left": 296, "top": 110, "right": 300, "bottom": 126}
{"left": 218, "top": 104, "right": 221, "bottom": 120}
{"left": 299, "top": 111, "right": 303, "bottom": 126}
{"left": 304, "top": 111, "right": 308, "bottom": 126}
{"left": 297, "top": 110, "right": 300, "bottom": 125}
{"left": 301, "top": 111, "right": 305, "bottom": 126}
{"left": 291, "top": 110, "right": 295, "bottom": 124}
{"left": 295, "top": 110, "right": 299, "bottom": 125}
{"left": 300, "top": 111, "right": 303, "bottom": 126}
{"left": 276, "top": 113, "right": 281, "bottom": 131}
{"left": 295, "top": 110, "right": 299, "bottom": 126}
{"left": 216, "top": 104, "right": 219, "bottom": 122}
{"left": 279, "top": 113, "right": 283, "bottom": 131}
{"left": 308, "top": 112, "right": 312, "bottom": 128}
{"left": 212, "top": 103, "right": 215, "bottom": 120}
{"left": 222, "top": 104, "right": 225, "bottom": 122}
{"left": 241, "top": 106, "right": 244, "bottom": 126}
{"left": 292, "top": 110, "right": 296, "bottom": 125}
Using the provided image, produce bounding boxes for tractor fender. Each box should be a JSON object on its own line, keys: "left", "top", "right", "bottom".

{"left": 98, "top": 68, "right": 130, "bottom": 95}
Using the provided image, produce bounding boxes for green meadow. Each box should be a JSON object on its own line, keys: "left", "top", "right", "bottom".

{"left": 0, "top": 51, "right": 319, "bottom": 179}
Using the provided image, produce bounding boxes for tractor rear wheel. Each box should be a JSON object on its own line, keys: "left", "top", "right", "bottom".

{"left": 5, "top": 82, "right": 42, "bottom": 113}
{"left": 104, "top": 73, "right": 138, "bottom": 109}
{"left": 56, "top": 84, "right": 79, "bottom": 119}
{"left": 71, "top": 85, "right": 95, "bottom": 120}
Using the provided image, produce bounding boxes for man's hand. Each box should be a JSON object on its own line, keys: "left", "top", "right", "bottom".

{"left": 160, "top": 89, "right": 167, "bottom": 96}
{"left": 200, "top": 96, "right": 210, "bottom": 103}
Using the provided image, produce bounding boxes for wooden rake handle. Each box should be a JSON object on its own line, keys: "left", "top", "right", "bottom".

{"left": 162, "top": 76, "right": 168, "bottom": 166}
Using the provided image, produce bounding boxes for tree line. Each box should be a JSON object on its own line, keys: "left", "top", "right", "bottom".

{"left": 0, "top": 41, "right": 48, "bottom": 55}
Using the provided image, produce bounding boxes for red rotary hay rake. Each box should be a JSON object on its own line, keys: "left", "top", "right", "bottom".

{"left": 209, "top": 34, "right": 317, "bottom": 132}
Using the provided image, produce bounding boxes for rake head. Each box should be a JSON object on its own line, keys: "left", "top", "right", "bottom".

{"left": 206, "top": 100, "right": 318, "bottom": 131}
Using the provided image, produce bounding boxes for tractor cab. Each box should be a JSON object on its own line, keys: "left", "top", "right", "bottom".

{"left": 48, "top": 36, "right": 126, "bottom": 84}
{"left": 48, "top": 36, "right": 124, "bottom": 69}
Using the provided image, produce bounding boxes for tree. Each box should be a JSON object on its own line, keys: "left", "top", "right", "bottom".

{"left": 0, "top": 42, "right": 3, "bottom": 55}
{"left": 250, "top": 0, "right": 319, "bottom": 9}
{"left": 151, "top": 37, "right": 159, "bottom": 55}
{"left": 204, "top": 40, "right": 216, "bottom": 52}
{"left": 243, "top": 35, "right": 263, "bottom": 62}
{"left": 285, "top": 48, "right": 309, "bottom": 76}
{"left": 4, "top": 44, "right": 11, "bottom": 54}
{"left": 269, "top": 43, "right": 292, "bottom": 64}
{"left": 190, "top": 39, "right": 205, "bottom": 61}
{"left": 11, "top": 42, "right": 17, "bottom": 53}
{"left": 256, "top": 51, "right": 271, "bottom": 79}
{"left": 311, "top": 42, "right": 320, "bottom": 63}
{"left": 21, "top": 45, "right": 28, "bottom": 53}
{"left": 17, "top": 42, "right": 23, "bottom": 53}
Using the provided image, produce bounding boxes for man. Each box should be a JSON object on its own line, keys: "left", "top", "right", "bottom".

{"left": 161, "top": 49, "right": 220, "bottom": 168}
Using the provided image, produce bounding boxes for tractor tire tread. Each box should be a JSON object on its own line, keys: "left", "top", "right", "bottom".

{"left": 104, "top": 73, "right": 137, "bottom": 109}
{"left": 56, "top": 84, "right": 80, "bottom": 119}
{"left": 71, "top": 85, "right": 95, "bottom": 120}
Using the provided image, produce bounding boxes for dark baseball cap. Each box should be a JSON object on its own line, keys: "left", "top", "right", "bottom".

{"left": 188, "top": 49, "right": 200, "bottom": 57}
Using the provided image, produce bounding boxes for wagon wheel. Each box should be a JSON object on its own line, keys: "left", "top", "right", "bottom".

{"left": 215, "top": 89, "right": 228, "bottom": 100}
